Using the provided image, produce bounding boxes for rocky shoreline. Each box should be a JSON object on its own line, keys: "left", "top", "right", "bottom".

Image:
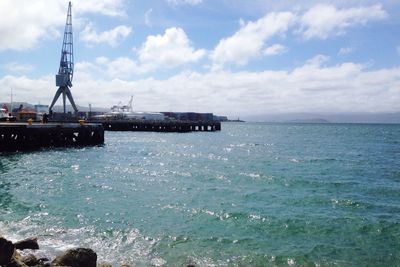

{"left": 1, "top": 236, "right": 195, "bottom": 267}
{"left": 0, "top": 235, "right": 107, "bottom": 267}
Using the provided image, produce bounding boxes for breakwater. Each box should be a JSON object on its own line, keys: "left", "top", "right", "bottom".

{"left": 0, "top": 122, "right": 104, "bottom": 152}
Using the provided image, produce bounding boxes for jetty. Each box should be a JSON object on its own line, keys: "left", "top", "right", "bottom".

{"left": 87, "top": 100, "right": 223, "bottom": 133}
{"left": 0, "top": 122, "right": 104, "bottom": 152}
{"left": 99, "top": 120, "right": 221, "bottom": 132}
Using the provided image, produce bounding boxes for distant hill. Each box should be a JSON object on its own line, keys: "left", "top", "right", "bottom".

{"left": 245, "top": 112, "right": 400, "bottom": 124}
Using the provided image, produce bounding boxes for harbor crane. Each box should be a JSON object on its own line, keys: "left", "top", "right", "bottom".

{"left": 49, "top": 1, "right": 78, "bottom": 114}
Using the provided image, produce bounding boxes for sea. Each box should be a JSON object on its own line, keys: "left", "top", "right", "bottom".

{"left": 0, "top": 122, "right": 399, "bottom": 266}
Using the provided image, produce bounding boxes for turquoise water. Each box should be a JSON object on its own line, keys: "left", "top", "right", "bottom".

{"left": 0, "top": 123, "right": 399, "bottom": 266}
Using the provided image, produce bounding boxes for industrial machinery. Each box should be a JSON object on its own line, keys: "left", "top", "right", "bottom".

{"left": 49, "top": 1, "right": 78, "bottom": 114}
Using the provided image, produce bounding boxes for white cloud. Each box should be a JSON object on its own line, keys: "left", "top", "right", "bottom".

{"left": 0, "top": 75, "right": 53, "bottom": 105}
{"left": 138, "top": 27, "right": 206, "bottom": 70}
{"left": 298, "top": 4, "right": 387, "bottom": 39}
{"left": 73, "top": 0, "right": 126, "bottom": 17}
{"left": 4, "top": 57, "right": 400, "bottom": 116}
{"left": 3, "top": 62, "right": 34, "bottom": 73}
{"left": 166, "top": 0, "right": 202, "bottom": 6}
{"left": 0, "top": 1, "right": 65, "bottom": 51}
{"left": 96, "top": 57, "right": 141, "bottom": 78}
{"left": 75, "top": 28, "right": 205, "bottom": 78}
{"left": 0, "top": 0, "right": 126, "bottom": 51}
{"left": 144, "top": 9, "right": 153, "bottom": 27}
{"left": 75, "top": 57, "right": 140, "bottom": 80}
{"left": 338, "top": 47, "right": 354, "bottom": 56}
{"left": 80, "top": 23, "right": 132, "bottom": 47}
{"left": 210, "top": 12, "right": 295, "bottom": 68}
{"left": 306, "top": 54, "right": 330, "bottom": 66}
{"left": 264, "top": 44, "right": 288, "bottom": 56}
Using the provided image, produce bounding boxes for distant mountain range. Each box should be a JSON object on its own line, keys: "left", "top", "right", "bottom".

{"left": 244, "top": 112, "right": 400, "bottom": 124}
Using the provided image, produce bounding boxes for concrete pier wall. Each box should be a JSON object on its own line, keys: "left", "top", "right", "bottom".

{"left": 0, "top": 123, "right": 104, "bottom": 152}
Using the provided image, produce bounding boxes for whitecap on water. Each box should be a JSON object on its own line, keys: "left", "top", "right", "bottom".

{"left": 239, "top": 172, "right": 261, "bottom": 179}
{"left": 248, "top": 214, "right": 267, "bottom": 222}
{"left": 70, "top": 164, "right": 79, "bottom": 170}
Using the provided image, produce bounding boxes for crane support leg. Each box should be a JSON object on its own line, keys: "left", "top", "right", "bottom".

{"left": 49, "top": 87, "right": 63, "bottom": 112}
{"left": 66, "top": 88, "right": 78, "bottom": 113}
{"left": 62, "top": 90, "right": 67, "bottom": 114}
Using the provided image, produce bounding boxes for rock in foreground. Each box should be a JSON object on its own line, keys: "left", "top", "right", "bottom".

{"left": 51, "top": 248, "right": 97, "bottom": 267}
{"left": 0, "top": 237, "right": 15, "bottom": 265}
{"left": 14, "top": 237, "right": 39, "bottom": 251}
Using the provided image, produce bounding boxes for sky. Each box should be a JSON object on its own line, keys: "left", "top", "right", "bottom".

{"left": 0, "top": 0, "right": 400, "bottom": 119}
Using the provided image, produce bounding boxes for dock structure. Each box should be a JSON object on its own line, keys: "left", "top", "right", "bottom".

{"left": 99, "top": 120, "right": 221, "bottom": 132}
{"left": 0, "top": 122, "right": 104, "bottom": 152}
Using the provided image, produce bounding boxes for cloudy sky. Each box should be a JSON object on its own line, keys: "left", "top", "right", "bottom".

{"left": 0, "top": 0, "right": 399, "bottom": 118}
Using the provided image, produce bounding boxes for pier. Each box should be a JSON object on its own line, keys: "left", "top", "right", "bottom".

{"left": 0, "top": 122, "right": 104, "bottom": 152}
{"left": 98, "top": 120, "right": 221, "bottom": 132}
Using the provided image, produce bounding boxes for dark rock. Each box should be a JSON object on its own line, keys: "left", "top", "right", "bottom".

{"left": 14, "top": 237, "right": 39, "bottom": 251}
{"left": 5, "top": 249, "right": 28, "bottom": 267}
{"left": 51, "top": 248, "right": 97, "bottom": 267}
{"left": 0, "top": 237, "right": 15, "bottom": 265}
{"left": 5, "top": 257, "right": 28, "bottom": 267}
{"left": 21, "top": 254, "right": 39, "bottom": 266}
{"left": 37, "top": 257, "right": 50, "bottom": 263}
